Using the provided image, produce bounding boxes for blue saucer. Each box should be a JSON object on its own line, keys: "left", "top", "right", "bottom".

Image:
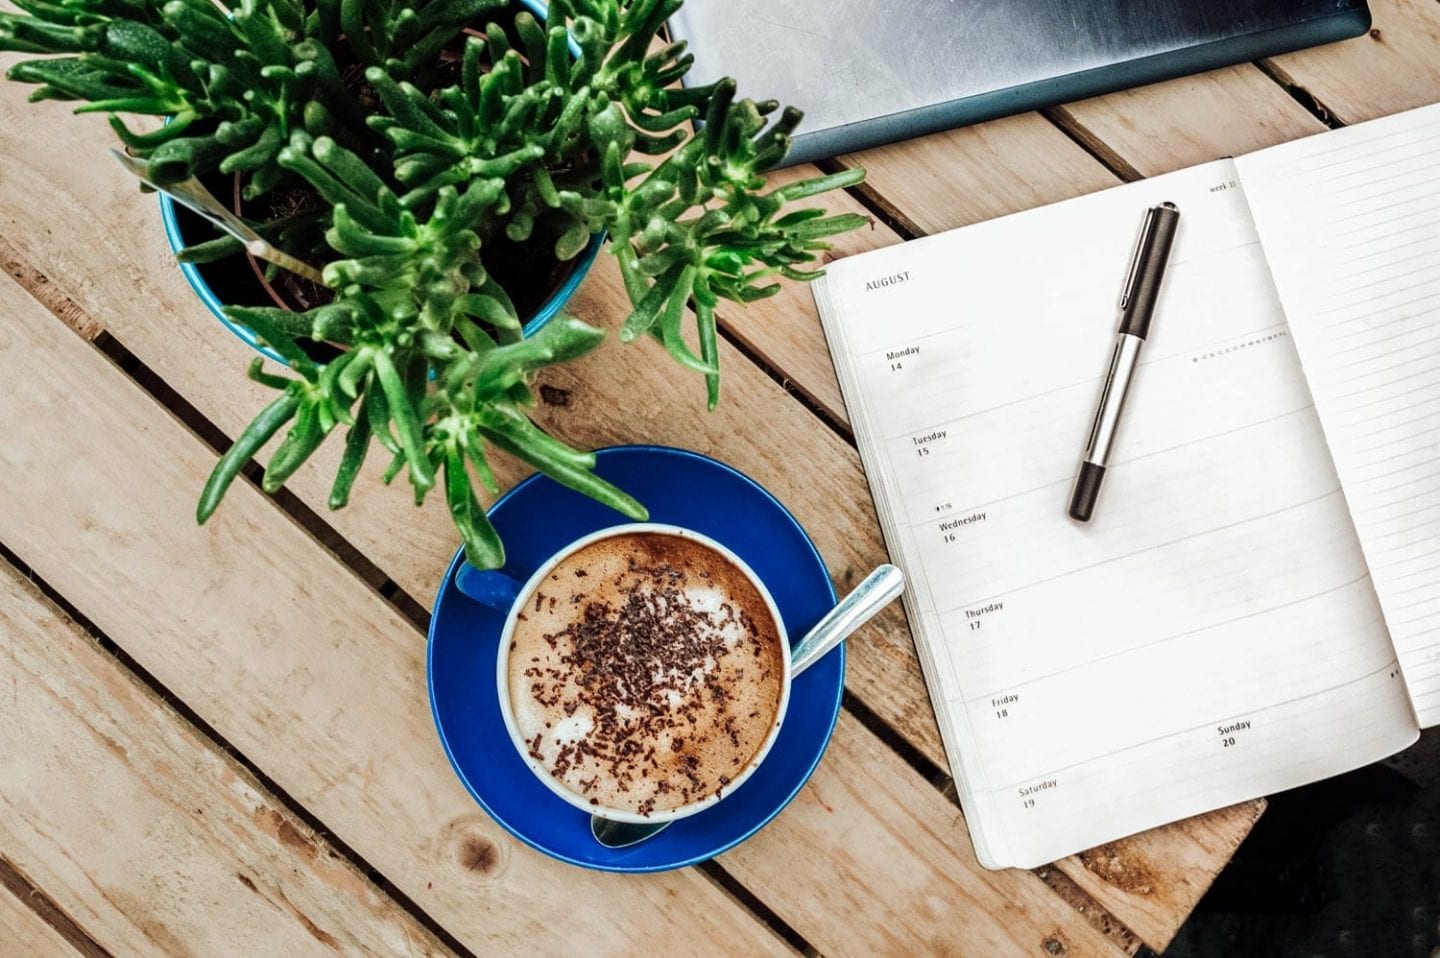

{"left": 427, "top": 445, "right": 845, "bottom": 872}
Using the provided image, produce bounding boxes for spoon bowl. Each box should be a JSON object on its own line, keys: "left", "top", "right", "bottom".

{"left": 591, "top": 815, "right": 669, "bottom": 848}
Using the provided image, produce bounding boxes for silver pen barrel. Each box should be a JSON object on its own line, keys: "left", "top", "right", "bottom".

{"left": 1069, "top": 333, "right": 1144, "bottom": 521}
{"left": 1068, "top": 202, "right": 1181, "bottom": 522}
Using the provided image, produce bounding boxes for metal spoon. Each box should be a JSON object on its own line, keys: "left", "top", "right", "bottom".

{"left": 591, "top": 564, "right": 906, "bottom": 849}
{"left": 109, "top": 149, "right": 327, "bottom": 285}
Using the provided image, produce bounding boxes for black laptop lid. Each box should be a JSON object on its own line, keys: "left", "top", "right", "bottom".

{"left": 667, "top": 0, "right": 1371, "bottom": 166}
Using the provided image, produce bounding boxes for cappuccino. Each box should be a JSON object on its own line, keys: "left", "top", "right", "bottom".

{"left": 506, "top": 531, "right": 785, "bottom": 816}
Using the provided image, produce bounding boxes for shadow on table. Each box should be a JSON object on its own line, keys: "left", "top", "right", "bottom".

{"left": 1163, "top": 728, "right": 1440, "bottom": 958}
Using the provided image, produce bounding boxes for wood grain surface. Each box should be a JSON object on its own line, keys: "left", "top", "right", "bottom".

{"left": 0, "top": 3, "right": 1432, "bottom": 952}
{"left": 1266, "top": 0, "right": 1440, "bottom": 123}
{"left": 0, "top": 561, "right": 452, "bottom": 956}
{"left": 0, "top": 268, "right": 791, "bottom": 956}
{"left": 0, "top": 881, "right": 79, "bottom": 957}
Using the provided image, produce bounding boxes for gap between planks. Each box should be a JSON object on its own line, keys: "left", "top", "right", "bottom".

{"left": 696, "top": 861, "right": 817, "bottom": 956}
{"left": 1039, "top": 107, "right": 1146, "bottom": 184}
{"left": 0, "top": 206, "right": 1139, "bottom": 954}
{"left": 90, "top": 327, "right": 398, "bottom": 597}
{"left": 1254, "top": 57, "right": 1348, "bottom": 130}
{"left": 0, "top": 855, "right": 110, "bottom": 958}
{"left": 815, "top": 156, "right": 924, "bottom": 242}
{"left": 828, "top": 57, "right": 1350, "bottom": 224}
{"left": 0, "top": 236, "right": 100, "bottom": 341}
{"left": 1039, "top": 56, "right": 1348, "bottom": 184}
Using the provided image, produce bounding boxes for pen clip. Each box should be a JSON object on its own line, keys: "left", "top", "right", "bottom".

{"left": 1119, "top": 206, "right": 1160, "bottom": 311}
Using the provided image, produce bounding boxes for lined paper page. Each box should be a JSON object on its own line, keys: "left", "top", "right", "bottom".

{"left": 815, "top": 159, "right": 1417, "bottom": 868}
{"left": 1239, "top": 103, "right": 1440, "bottom": 728}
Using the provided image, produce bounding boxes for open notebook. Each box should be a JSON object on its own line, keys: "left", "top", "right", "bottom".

{"left": 814, "top": 103, "right": 1440, "bottom": 869}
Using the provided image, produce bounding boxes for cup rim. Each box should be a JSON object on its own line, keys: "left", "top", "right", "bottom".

{"left": 494, "top": 521, "right": 793, "bottom": 825}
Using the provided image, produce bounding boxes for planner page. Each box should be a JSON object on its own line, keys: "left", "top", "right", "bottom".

{"left": 814, "top": 159, "right": 1418, "bottom": 869}
{"left": 1239, "top": 103, "right": 1440, "bottom": 729}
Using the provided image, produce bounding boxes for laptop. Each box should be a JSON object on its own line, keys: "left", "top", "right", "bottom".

{"left": 667, "top": 0, "right": 1371, "bottom": 166}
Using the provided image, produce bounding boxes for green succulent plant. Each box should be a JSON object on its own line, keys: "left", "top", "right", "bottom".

{"left": 1, "top": 0, "right": 868, "bottom": 568}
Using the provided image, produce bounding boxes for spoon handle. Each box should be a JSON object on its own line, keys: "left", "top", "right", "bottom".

{"left": 110, "top": 149, "right": 328, "bottom": 286}
{"left": 791, "top": 564, "right": 905, "bottom": 677}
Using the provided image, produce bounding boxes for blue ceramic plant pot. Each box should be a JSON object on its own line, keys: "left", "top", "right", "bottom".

{"left": 158, "top": 0, "right": 604, "bottom": 363}
{"left": 160, "top": 201, "right": 606, "bottom": 363}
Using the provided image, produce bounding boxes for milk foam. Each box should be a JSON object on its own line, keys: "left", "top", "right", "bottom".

{"left": 507, "top": 532, "right": 784, "bottom": 815}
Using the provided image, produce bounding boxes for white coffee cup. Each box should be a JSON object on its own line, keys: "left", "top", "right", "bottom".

{"left": 480, "top": 523, "right": 792, "bottom": 825}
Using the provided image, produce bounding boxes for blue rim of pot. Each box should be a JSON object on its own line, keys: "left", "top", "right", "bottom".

{"left": 158, "top": 0, "right": 605, "bottom": 365}
{"left": 159, "top": 202, "right": 606, "bottom": 363}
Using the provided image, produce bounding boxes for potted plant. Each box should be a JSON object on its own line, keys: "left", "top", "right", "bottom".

{"left": 0, "top": 0, "right": 868, "bottom": 568}
{"left": 156, "top": 0, "right": 609, "bottom": 362}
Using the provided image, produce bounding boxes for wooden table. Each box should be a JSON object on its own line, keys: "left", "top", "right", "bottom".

{"left": 0, "top": 2, "right": 1435, "bottom": 954}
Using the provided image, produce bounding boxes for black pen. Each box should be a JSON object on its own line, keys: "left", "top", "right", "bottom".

{"left": 1068, "top": 202, "right": 1181, "bottom": 523}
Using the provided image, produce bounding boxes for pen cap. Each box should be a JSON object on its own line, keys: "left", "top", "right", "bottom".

{"left": 1118, "top": 203, "right": 1181, "bottom": 339}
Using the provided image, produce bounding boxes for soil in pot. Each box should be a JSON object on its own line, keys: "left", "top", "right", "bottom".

{"left": 169, "top": 0, "right": 594, "bottom": 359}
{"left": 172, "top": 167, "right": 589, "bottom": 359}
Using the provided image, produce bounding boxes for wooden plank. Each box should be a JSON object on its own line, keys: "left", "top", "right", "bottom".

{"left": 0, "top": 858, "right": 102, "bottom": 958}
{"left": 720, "top": 712, "right": 1130, "bottom": 957}
{"left": 0, "top": 883, "right": 78, "bottom": 957}
{"left": 0, "top": 270, "right": 790, "bottom": 955}
{"left": 1053, "top": 64, "right": 1327, "bottom": 177}
{"left": 0, "top": 70, "right": 1248, "bottom": 948}
{"left": 0, "top": 241, "right": 101, "bottom": 341}
{"left": 837, "top": 113, "right": 1120, "bottom": 236}
{"left": 1263, "top": 0, "right": 1440, "bottom": 122}
{"left": 0, "top": 259, "right": 1131, "bottom": 955}
{"left": 1065, "top": 800, "right": 1265, "bottom": 950}
{"left": 0, "top": 561, "right": 452, "bottom": 957}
